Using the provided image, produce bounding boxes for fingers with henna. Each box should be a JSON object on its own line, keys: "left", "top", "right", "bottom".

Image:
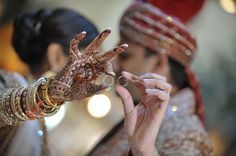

{"left": 88, "top": 83, "right": 108, "bottom": 95}
{"left": 97, "top": 44, "right": 128, "bottom": 63}
{"left": 70, "top": 31, "right": 86, "bottom": 56}
{"left": 103, "top": 62, "right": 116, "bottom": 77}
{"left": 83, "top": 28, "right": 111, "bottom": 57}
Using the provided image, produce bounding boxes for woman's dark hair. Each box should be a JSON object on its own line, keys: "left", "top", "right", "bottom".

{"left": 144, "top": 48, "right": 190, "bottom": 89}
{"left": 12, "top": 8, "right": 99, "bottom": 71}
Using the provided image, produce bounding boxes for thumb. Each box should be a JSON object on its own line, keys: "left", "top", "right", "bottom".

{"left": 116, "top": 85, "right": 134, "bottom": 117}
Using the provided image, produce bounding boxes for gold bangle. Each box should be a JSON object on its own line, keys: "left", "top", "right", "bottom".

{"left": 20, "top": 87, "right": 32, "bottom": 119}
{"left": 0, "top": 89, "right": 12, "bottom": 124}
{"left": 36, "top": 91, "right": 52, "bottom": 109}
{"left": 33, "top": 77, "right": 60, "bottom": 118}
{"left": 0, "top": 89, "right": 21, "bottom": 125}
{"left": 35, "top": 92, "right": 60, "bottom": 117}
{"left": 27, "top": 84, "right": 38, "bottom": 119}
{"left": 10, "top": 87, "right": 25, "bottom": 121}
{"left": 14, "top": 86, "right": 29, "bottom": 120}
{"left": 37, "top": 77, "right": 60, "bottom": 117}
{"left": 16, "top": 86, "right": 29, "bottom": 120}
{"left": 40, "top": 77, "right": 62, "bottom": 107}
{"left": 28, "top": 77, "right": 48, "bottom": 119}
{"left": 5, "top": 89, "right": 22, "bottom": 125}
{"left": 37, "top": 105, "right": 60, "bottom": 117}
{"left": 26, "top": 77, "right": 60, "bottom": 119}
{"left": 23, "top": 85, "right": 37, "bottom": 120}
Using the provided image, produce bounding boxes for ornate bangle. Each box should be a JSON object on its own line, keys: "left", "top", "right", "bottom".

{"left": 10, "top": 87, "right": 25, "bottom": 121}
{"left": 25, "top": 84, "right": 37, "bottom": 119}
{"left": 25, "top": 77, "right": 60, "bottom": 119}
{"left": 40, "top": 77, "right": 62, "bottom": 107}
{"left": 15, "top": 86, "right": 30, "bottom": 120}
{"left": 38, "top": 105, "right": 60, "bottom": 117}
{"left": 20, "top": 87, "right": 31, "bottom": 119}
{"left": 0, "top": 77, "right": 62, "bottom": 124}
{"left": 5, "top": 89, "right": 22, "bottom": 125}
{"left": 27, "top": 77, "right": 48, "bottom": 119}
{"left": 0, "top": 89, "right": 21, "bottom": 125}
{"left": 38, "top": 77, "right": 60, "bottom": 117}
{"left": 0, "top": 89, "right": 13, "bottom": 125}
{"left": 31, "top": 77, "right": 60, "bottom": 118}
{"left": 36, "top": 91, "right": 53, "bottom": 109}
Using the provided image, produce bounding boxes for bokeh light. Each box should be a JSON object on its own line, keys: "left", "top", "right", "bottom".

{"left": 87, "top": 94, "right": 111, "bottom": 118}
{"left": 219, "top": 0, "right": 236, "bottom": 14}
{"left": 45, "top": 105, "right": 67, "bottom": 131}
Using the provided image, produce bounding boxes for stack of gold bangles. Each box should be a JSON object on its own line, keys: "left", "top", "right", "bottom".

{"left": 0, "top": 77, "right": 61, "bottom": 125}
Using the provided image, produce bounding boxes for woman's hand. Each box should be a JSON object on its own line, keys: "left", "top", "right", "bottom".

{"left": 116, "top": 71, "right": 171, "bottom": 156}
{"left": 49, "top": 28, "right": 127, "bottom": 103}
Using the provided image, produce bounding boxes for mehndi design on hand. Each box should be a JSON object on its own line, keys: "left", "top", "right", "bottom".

{"left": 48, "top": 28, "right": 128, "bottom": 102}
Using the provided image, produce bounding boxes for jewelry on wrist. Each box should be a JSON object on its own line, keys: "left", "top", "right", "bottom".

{"left": 0, "top": 77, "right": 62, "bottom": 125}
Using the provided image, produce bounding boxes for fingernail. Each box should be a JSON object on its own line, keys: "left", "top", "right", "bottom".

{"left": 121, "top": 71, "right": 129, "bottom": 76}
{"left": 122, "top": 44, "right": 128, "bottom": 48}
{"left": 105, "top": 27, "right": 112, "bottom": 33}
{"left": 145, "top": 89, "right": 152, "bottom": 94}
{"left": 81, "top": 31, "right": 86, "bottom": 34}
{"left": 108, "top": 71, "right": 116, "bottom": 77}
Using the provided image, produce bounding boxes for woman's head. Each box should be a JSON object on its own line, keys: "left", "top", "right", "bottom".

{"left": 12, "top": 8, "right": 99, "bottom": 76}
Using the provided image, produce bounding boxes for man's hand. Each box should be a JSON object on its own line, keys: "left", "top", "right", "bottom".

{"left": 116, "top": 71, "right": 171, "bottom": 156}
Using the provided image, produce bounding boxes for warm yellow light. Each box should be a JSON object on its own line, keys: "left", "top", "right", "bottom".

{"left": 45, "top": 105, "right": 67, "bottom": 130}
{"left": 219, "top": 0, "right": 236, "bottom": 14}
{"left": 87, "top": 94, "right": 111, "bottom": 118}
{"left": 171, "top": 105, "right": 178, "bottom": 112}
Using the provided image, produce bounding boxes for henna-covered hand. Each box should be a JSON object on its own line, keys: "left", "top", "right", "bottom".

{"left": 48, "top": 28, "right": 128, "bottom": 102}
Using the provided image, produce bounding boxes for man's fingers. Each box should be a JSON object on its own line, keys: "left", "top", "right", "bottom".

{"left": 83, "top": 28, "right": 111, "bottom": 57}
{"left": 145, "top": 89, "right": 170, "bottom": 102}
{"left": 116, "top": 85, "right": 135, "bottom": 116}
{"left": 143, "top": 79, "right": 172, "bottom": 94}
{"left": 145, "top": 89, "right": 170, "bottom": 115}
{"left": 140, "top": 73, "right": 167, "bottom": 81}
{"left": 121, "top": 71, "right": 144, "bottom": 84}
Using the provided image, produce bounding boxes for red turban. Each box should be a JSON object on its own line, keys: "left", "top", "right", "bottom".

{"left": 120, "top": 2, "right": 197, "bottom": 66}
{"left": 138, "top": 0, "right": 205, "bottom": 23}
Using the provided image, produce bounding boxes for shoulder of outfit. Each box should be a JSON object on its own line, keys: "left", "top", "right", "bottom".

{"left": 157, "top": 88, "right": 213, "bottom": 156}
{"left": 0, "top": 69, "right": 26, "bottom": 126}
{"left": 0, "top": 69, "right": 50, "bottom": 156}
{"left": 0, "top": 69, "right": 27, "bottom": 90}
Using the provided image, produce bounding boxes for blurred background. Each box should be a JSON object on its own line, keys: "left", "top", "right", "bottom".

{"left": 0, "top": 0, "right": 236, "bottom": 155}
